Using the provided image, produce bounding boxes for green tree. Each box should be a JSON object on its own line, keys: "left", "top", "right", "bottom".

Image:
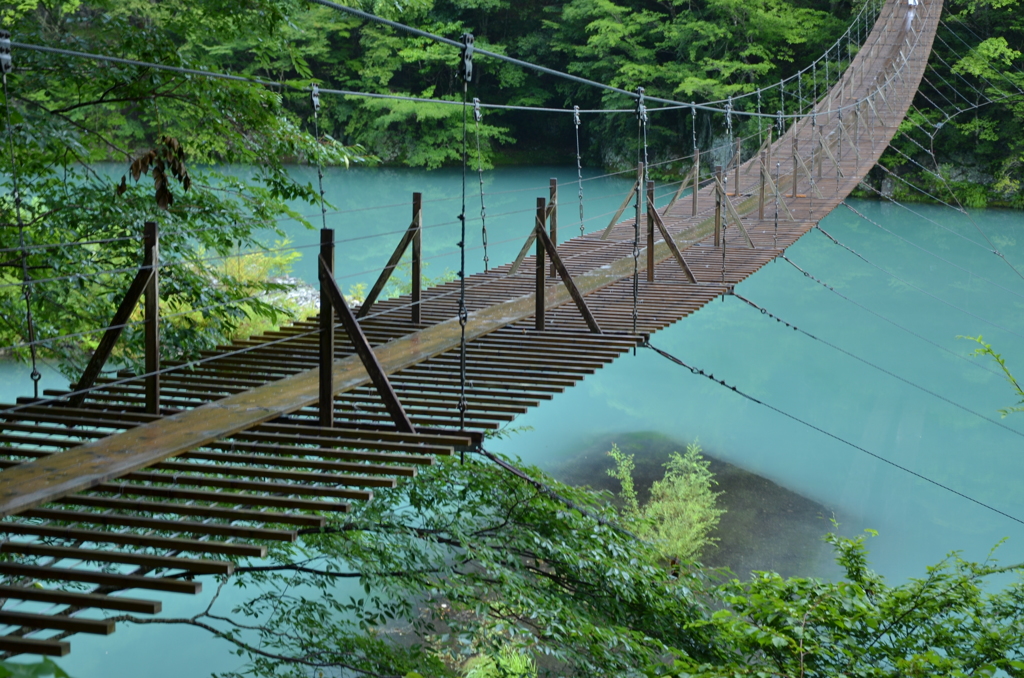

{"left": 1, "top": 0, "right": 370, "bottom": 375}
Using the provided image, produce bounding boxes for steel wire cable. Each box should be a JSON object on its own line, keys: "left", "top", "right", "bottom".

{"left": 818, "top": 217, "right": 1024, "bottom": 340}
{"left": 732, "top": 291, "right": 1024, "bottom": 440}
{"left": 779, "top": 254, "right": 1005, "bottom": 379}
{"left": 839, "top": 197, "right": 1024, "bottom": 301}
{"left": 643, "top": 340, "right": 1024, "bottom": 528}
{"left": 9, "top": 0, "right": 909, "bottom": 121}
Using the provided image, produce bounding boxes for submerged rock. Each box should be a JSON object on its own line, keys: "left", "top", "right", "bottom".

{"left": 549, "top": 431, "right": 841, "bottom": 580}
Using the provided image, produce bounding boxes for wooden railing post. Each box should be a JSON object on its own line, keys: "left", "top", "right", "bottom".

{"left": 143, "top": 221, "right": 160, "bottom": 416}
{"left": 714, "top": 165, "right": 723, "bottom": 247}
{"left": 319, "top": 228, "right": 335, "bottom": 427}
{"left": 548, "top": 178, "right": 558, "bottom": 276}
{"left": 535, "top": 197, "right": 546, "bottom": 331}
{"left": 411, "top": 193, "right": 422, "bottom": 325}
{"left": 758, "top": 150, "right": 766, "bottom": 221}
{"left": 733, "top": 139, "right": 741, "bottom": 196}
{"left": 791, "top": 134, "right": 799, "bottom": 198}
{"left": 692, "top": 149, "right": 700, "bottom": 216}
{"left": 646, "top": 180, "right": 656, "bottom": 282}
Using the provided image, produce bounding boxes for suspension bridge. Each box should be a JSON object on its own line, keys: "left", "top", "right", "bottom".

{"left": 0, "top": 0, "right": 949, "bottom": 657}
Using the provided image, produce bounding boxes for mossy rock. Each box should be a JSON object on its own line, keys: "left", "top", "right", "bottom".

{"left": 549, "top": 431, "right": 841, "bottom": 580}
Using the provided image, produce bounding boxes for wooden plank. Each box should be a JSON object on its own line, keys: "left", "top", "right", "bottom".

{"left": 0, "top": 585, "right": 161, "bottom": 614}
{"left": 0, "top": 523, "right": 267, "bottom": 558}
{"left": 0, "top": 636, "right": 69, "bottom": 657}
{"left": 56, "top": 495, "right": 326, "bottom": 528}
{"left": 21, "top": 508, "right": 299, "bottom": 542}
{"left": 0, "top": 563, "right": 201, "bottom": 595}
{"left": 0, "top": 611, "right": 115, "bottom": 635}
{"left": 1, "top": 542, "right": 234, "bottom": 575}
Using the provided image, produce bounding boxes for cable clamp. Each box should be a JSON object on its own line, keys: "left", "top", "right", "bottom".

{"left": 573, "top": 105, "right": 580, "bottom": 128}
{"left": 635, "top": 86, "right": 647, "bottom": 123}
{"left": 472, "top": 97, "right": 482, "bottom": 123}
{"left": 311, "top": 84, "right": 321, "bottom": 113}
{"left": 0, "top": 30, "right": 11, "bottom": 74}
{"left": 460, "top": 33, "right": 475, "bottom": 83}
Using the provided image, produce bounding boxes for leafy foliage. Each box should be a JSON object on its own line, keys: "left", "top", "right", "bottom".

{"left": 608, "top": 440, "right": 724, "bottom": 561}
{"left": 0, "top": 0, "right": 372, "bottom": 375}
{"left": 97, "top": 451, "right": 1024, "bottom": 678}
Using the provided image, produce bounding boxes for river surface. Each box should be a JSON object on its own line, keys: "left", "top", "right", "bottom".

{"left": 2, "top": 165, "right": 1024, "bottom": 676}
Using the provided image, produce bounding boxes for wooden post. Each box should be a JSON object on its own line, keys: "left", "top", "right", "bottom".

{"left": 549, "top": 178, "right": 558, "bottom": 277}
{"left": 535, "top": 197, "right": 546, "bottom": 331}
{"left": 692, "top": 149, "right": 700, "bottom": 216}
{"left": 411, "top": 193, "right": 422, "bottom": 325}
{"left": 319, "top": 228, "right": 335, "bottom": 428}
{"left": 143, "top": 221, "right": 160, "bottom": 416}
{"left": 791, "top": 134, "right": 799, "bottom": 198}
{"left": 714, "top": 165, "right": 723, "bottom": 247}
{"left": 758, "top": 150, "right": 766, "bottom": 221}
{"left": 733, "top": 139, "right": 741, "bottom": 196}
{"left": 646, "top": 180, "right": 656, "bottom": 283}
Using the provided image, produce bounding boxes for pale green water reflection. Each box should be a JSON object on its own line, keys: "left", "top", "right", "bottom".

{"left": 2, "top": 165, "right": 1024, "bottom": 676}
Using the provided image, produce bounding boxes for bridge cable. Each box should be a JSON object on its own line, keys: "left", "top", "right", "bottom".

{"left": 731, "top": 291, "right": 1024, "bottom": 441}
{"left": 2, "top": 38, "right": 41, "bottom": 399}
{"left": 472, "top": 98, "right": 489, "bottom": 272}
{"left": 310, "top": 85, "right": 328, "bottom": 233}
{"left": 642, "top": 340, "right": 1024, "bottom": 528}
{"left": 574, "top": 106, "right": 585, "bottom": 237}
{"left": 821, "top": 213, "right": 1024, "bottom": 340}
{"left": 632, "top": 88, "right": 647, "bottom": 340}
{"left": 457, "top": 33, "right": 473, "bottom": 430}
{"left": 780, "top": 254, "right": 1005, "bottom": 379}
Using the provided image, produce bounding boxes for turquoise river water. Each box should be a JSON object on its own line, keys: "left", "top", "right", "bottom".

{"left": 2, "top": 164, "right": 1024, "bottom": 676}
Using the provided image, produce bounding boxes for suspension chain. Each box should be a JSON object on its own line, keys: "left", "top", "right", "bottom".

{"left": 472, "top": 97, "right": 489, "bottom": 271}
{"left": 2, "top": 34, "right": 40, "bottom": 398}
{"left": 457, "top": 32, "right": 474, "bottom": 430}
{"left": 311, "top": 84, "right": 327, "bottom": 233}
{"left": 574, "top": 105, "right": 584, "bottom": 237}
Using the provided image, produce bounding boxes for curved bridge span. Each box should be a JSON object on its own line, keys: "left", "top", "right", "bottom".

{"left": 0, "top": 0, "right": 941, "bottom": 657}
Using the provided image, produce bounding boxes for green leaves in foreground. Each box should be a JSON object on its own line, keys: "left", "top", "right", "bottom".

{"left": 0, "top": 660, "right": 69, "bottom": 678}
{"left": 171, "top": 453, "right": 1024, "bottom": 678}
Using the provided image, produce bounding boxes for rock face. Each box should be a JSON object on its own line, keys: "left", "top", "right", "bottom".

{"left": 549, "top": 431, "right": 841, "bottom": 580}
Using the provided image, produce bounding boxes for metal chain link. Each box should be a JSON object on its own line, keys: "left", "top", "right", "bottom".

{"left": 311, "top": 85, "right": 327, "bottom": 233}
{"left": 3, "top": 60, "right": 41, "bottom": 398}
{"left": 574, "top": 106, "right": 584, "bottom": 237}
{"left": 472, "top": 98, "right": 489, "bottom": 271}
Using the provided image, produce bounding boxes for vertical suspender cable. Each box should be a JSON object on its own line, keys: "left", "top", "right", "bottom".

{"left": 574, "top": 106, "right": 584, "bottom": 237}
{"left": 472, "top": 98, "right": 489, "bottom": 271}
{"left": 311, "top": 85, "right": 327, "bottom": 232}
{"left": 2, "top": 33, "right": 40, "bottom": 398}
{"left": 457, "top": 33, "right": 474, "bottom": 430}
{"left": 632, "top": 86, "right": 647, "bottom": 342}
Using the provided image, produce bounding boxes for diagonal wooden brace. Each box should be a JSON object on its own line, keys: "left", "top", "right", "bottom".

{"left": 600, "top": 164, "right": 643, "bottom": 240}
{"left": 794, "top": 152, "right": 825, "bottom": 199}
{"left": 761, "top": 165, "right": 797, "bottom": 222}
{"left": 358, "top": 222, "right": 417, "bottom": 319}
{"left": 649, "top": 208, "right": 697, "bottom": 283}
{"left": 715, "top": 177, "right": 755, "bottom": 248}
{"left": 661, "top": 163, "right": 695, "bottom": 216}
{"left": 532, "top": 221, "right": 602, "bottom": 333}
{"left": 319, "top": 255, "right": 416, "bottom": 433}
{"left": 69, "top": 267, "right": 152, "bottom": 409}
{"left": 510, "top": 200, "right": 557, "bottom": 274}
{"left": 817, "top": 129, "right": 845, "bottom": 177}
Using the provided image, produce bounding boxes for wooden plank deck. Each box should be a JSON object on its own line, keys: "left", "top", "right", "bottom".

{"left": 0, "top": 0, "right": 941, "bottom": 657}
